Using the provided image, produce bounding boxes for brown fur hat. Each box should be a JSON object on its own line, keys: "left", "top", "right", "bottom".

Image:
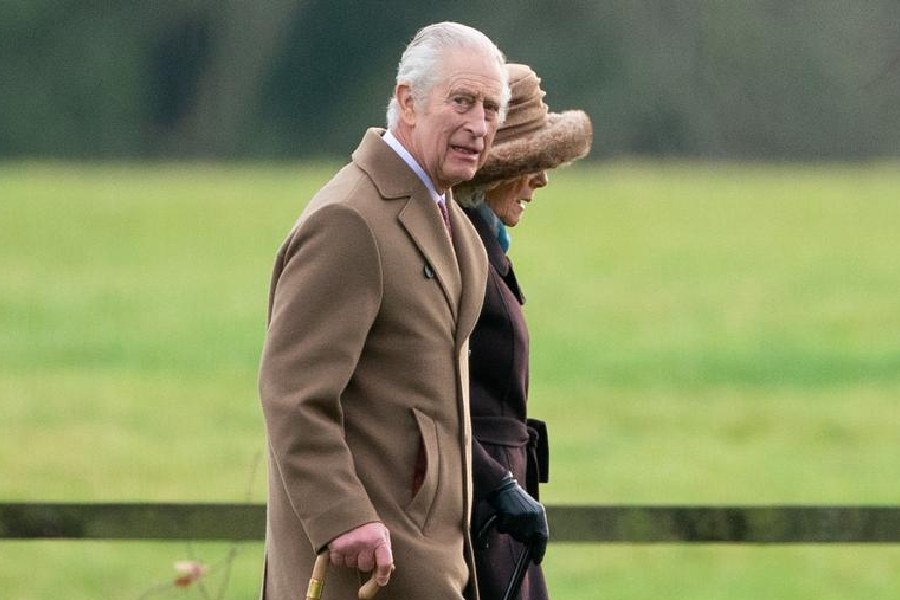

{"left": 467, "top": 63, "right": 592, "bottom": 187}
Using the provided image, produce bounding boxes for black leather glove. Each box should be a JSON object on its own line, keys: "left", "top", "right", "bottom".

{"left": 486, "top": 473, "right": 549, "bottom": 563}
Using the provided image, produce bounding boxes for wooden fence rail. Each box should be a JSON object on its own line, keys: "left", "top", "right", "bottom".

{"left": 2, "top": 503, "right": 898, "bottom": 543}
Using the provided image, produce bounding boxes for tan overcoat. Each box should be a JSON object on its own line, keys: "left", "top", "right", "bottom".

{"left": 259, "top": 128, "right": 488, "bottom": 600}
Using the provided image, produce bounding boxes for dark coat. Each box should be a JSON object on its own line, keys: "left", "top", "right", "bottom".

{"left": 259, "top": 129, "right": 488, "bottom": 600}
{"left": 464, "top": 206, "right": 550, "bottom": 600}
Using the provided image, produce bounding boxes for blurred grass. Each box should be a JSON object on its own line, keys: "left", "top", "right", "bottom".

{"left": 1, "top": 161, "right": 899, "bottom": 598}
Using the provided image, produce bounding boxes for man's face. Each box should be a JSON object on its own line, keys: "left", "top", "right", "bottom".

{"left": 399, "top": 49, "right": 505, "bottom": 193}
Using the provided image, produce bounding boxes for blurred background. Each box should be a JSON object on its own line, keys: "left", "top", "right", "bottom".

{"left": 2, "top": 0, "right": 900, "bottom": 162}
{"left": 3, "top": 2, "right": 900, "bottom": 599}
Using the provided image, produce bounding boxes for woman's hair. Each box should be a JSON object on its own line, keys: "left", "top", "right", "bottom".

{"left": 453, "top": 185, "right": 486, "bottom": 208}
{"left": 385, "top": 21, "right": 509, "bottom": 130}
{"left": 454, "top": 177, "right": 508, "bottom": 208}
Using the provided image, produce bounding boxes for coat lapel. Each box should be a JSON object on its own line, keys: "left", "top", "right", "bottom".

{"left": 448, "top": 195, "right": 488, "bottom": 347}
{"left": 353, "top": 128, "right": 462, "bottom": 319}
{"left": 398, "top": 192, "right": 462, "bottom": 319}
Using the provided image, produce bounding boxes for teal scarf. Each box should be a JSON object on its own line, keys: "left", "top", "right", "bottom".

{"left": 476, "top": 203, "right": 510, "bottom": 253}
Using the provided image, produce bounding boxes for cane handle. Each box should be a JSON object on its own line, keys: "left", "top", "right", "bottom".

{"left": 358, "top": 571, "right": 380, "bottom": 599}
{"left": 306, "top": 550, "right": 383, "bottom": 599}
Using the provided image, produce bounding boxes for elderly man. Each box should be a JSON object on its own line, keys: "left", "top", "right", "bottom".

{"left": 258, "top": 22, "right": 508, "bottom": 600}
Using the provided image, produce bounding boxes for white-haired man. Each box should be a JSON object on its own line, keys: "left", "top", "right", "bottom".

{"left": 259, "top": 22, "right": 508, "bottom": 599}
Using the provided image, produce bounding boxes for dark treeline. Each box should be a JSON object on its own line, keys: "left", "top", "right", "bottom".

{"left": 1, "top": 0, "right": 898, "bottom": 161}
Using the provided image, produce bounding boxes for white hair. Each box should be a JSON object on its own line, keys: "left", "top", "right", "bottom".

{"left": 385, "top": 21, "right": 509, "bottom": 130}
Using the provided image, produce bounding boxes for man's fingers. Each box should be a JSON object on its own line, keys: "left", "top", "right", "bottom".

{"left": 326, "top": 522, "right": 393, "bottom": 585}
{"left": 373, "top": 542, "right": 394, "bottom": 586}
{"left": 357, "top": 550, "right": 374, "bottom": 573}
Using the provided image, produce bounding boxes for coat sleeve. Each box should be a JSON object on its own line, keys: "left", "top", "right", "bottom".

{"left": 471, "top": 437, "right": 509, "bottom": 502}
{"left": 259, "top": 203, "right": 383, "bottom": 550}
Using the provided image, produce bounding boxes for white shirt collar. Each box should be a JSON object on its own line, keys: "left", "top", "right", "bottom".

{"left": 382, "top": 129, "right": 444, "bottom": 204}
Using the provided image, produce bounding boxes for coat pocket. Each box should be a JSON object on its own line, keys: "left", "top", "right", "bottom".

{"left": 405, "top": 407, "right": 441, "bottom": 533}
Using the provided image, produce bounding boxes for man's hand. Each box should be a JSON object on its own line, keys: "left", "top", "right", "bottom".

{"left": 487, "top": 473, "right": 549, "bottom": 563}
{"left": 327, "top": 522, "right": 394, "bottom": 586}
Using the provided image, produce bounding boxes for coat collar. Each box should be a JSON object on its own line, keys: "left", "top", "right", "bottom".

{"left": 446, "top": 195, "right": 488, "bottom": 347}
{"left": 463, "top": 206, "right": 511, "bottom": 277}
{"left": 353, "top": 128, "right": 426, "bottom": 201}
{"left": 463, "top": 206, "right": 524, "bottom": 305}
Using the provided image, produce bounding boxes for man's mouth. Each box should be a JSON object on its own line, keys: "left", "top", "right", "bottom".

{"left": 451, "top": 144, "right": 479, "bottom": 156}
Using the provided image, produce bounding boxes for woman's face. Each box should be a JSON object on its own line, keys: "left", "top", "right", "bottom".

{"left": 483, "top": 171, "right": 549, "bottom": 227}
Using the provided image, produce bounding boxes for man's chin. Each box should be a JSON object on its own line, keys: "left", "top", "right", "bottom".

{"left": 445, "top": 167, "right": 479, "bottom": 188}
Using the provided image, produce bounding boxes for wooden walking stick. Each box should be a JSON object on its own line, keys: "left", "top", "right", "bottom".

{"left": 305, "top": 552, "right": 330, "bottom": 600}
{"left": 305, "top": 551, "right": 382, "bottom": 600}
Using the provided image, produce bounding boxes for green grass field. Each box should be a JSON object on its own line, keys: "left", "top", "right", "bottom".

{"left": 2, "top": 161, "right": 899, "bottom": 598}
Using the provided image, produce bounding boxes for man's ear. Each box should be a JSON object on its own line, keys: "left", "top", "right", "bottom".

{"left": 396, "top": 84, "right": 417, "bottom": 125}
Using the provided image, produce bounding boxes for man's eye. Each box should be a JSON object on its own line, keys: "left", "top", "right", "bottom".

{"left": 453, "top": 96, "right": 472, "bottom": 107}
{"left": 484, "top": 104, "right": 499, "bottom": 119}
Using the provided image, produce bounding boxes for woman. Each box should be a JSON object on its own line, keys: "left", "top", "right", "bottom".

{"left": 455, "top": 64, "right": 592, "bottom": 600}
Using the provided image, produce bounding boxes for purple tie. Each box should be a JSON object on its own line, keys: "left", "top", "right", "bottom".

{"left": 437, "top": 198, "right": 453, "bottom": 242}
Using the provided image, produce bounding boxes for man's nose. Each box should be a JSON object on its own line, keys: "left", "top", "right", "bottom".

{"left": 465, "top": 103, "right": 489, "bottom": 137}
